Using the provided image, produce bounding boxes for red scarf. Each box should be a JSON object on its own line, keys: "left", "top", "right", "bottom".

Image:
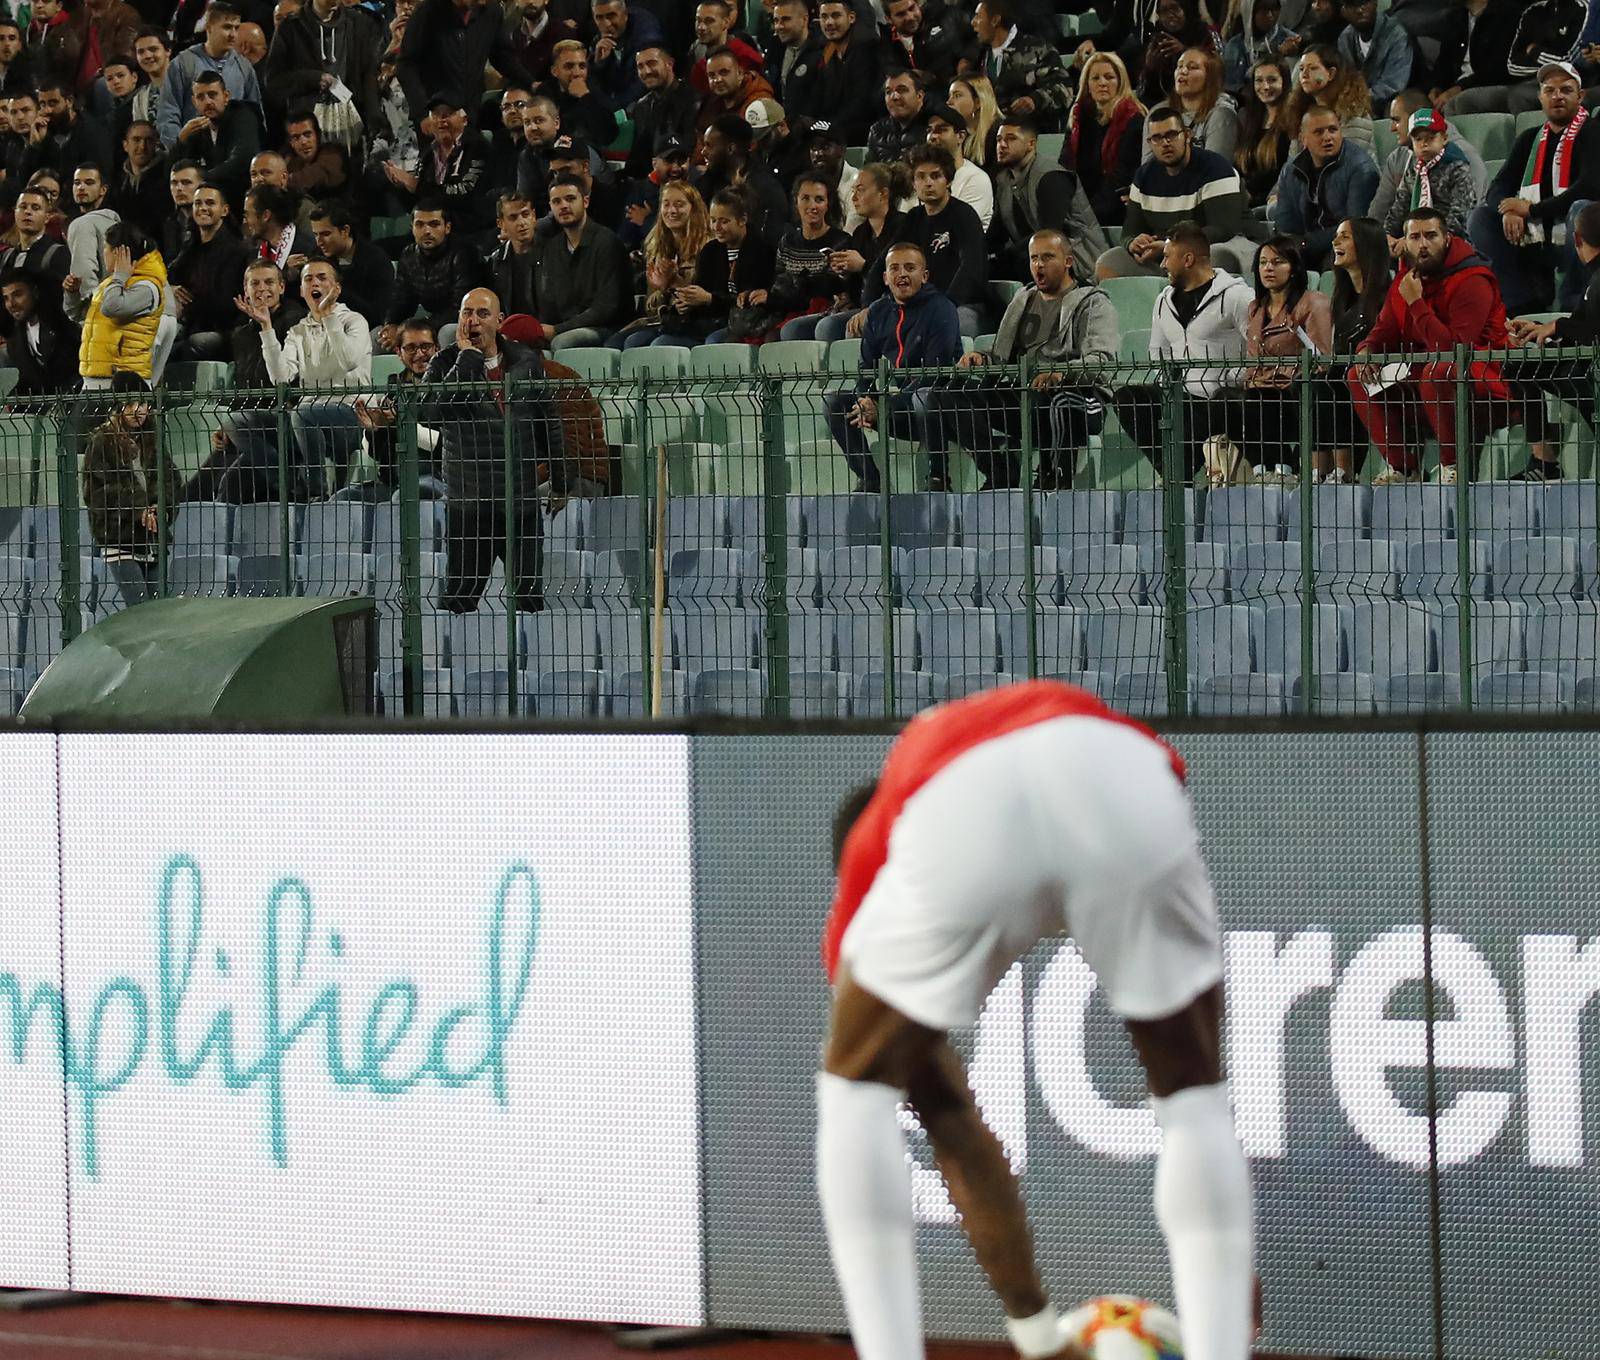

{"left": 1070, "top": 96, "right": 1139, "bottom": 178}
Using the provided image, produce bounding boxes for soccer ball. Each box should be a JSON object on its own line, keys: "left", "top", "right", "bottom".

{"left": 1060, "top": 1295, "right": 1183, "bottom": 1360}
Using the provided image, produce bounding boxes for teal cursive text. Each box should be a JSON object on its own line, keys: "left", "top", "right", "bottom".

{"left": 0, "top": 855, "right": 541, "bottom": 1178}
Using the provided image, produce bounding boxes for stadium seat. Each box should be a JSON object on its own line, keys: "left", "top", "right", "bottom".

{"left": 757, "top": 340, "right": 827, "bottom": 374}
{"left": 1101, "top": 276, "right": 1165, "bottom": 334}
{"left": 1468, "top": 482, "right": 1541, "bottom": 536}
{"left": 171, "top": 501, "right": 233, "bottom": 556}
{"left": 1450, "top": 113, "right": 1513, "bottom": 161}
{"left": 1085, "top": 605, "right": 1164, "bottom": 674}
{"left": 586, "top": 496, "right": 647, "bottom": 554}
{"left": 1294, "top": 670, "right": 1375, "bottom": 714}
{"left": 522, "top": 669, "right": 603, "bottom": 717}
{"left": 1525, "top": 603, "right": 1600, "bottom": 685}
{"left": 852, "top": 669, "right": 944, "bottom": 717}
{"left": 619, "top": 345, "right": 690, "bottom": 379}
{"left": 300, "top": 550, "right": 370, "bottom": 597}
{"left": 371, "top": 499, "right": 444, "bottom": 555}
{"left": 371, "top": 354, "right": 405, "bottom": 383}
{"left": 449, "top": 609, "right": 521, "bottom": 674}
{"left": 1478, "top": 669, "right": 1571, "bottom": 712}
{"left": 557, "top": 347, "right": 620, "bottom": 381}
{"left": 1285, "top": 484, "right": 1371, "bottom": 540}
{"left": 526, "top": 610, "right": 599, "bottom": 673}
{"left": 0, "top": 664, "right": 26, "bottom": 713}
{"left": 459, "top": 669, "right": 519, "bottom": 717}
{"left": 591, "top": 549, "right": 644, "bottom": 608}
{"left": 901, "top": 547, "right": 981, "bottom": 608}
{"left": 1344, "top": 601, "right": 1435, "bottom": 676}
{"left": 959, "top": 490, "right": 1035, "bottom": 550}
{"left": 1369, "top": 483, "right": 1454, "bottom": 539}
{"left": 231, "top": 502, "right": 299, "bottom": 558}
{"left": 167, "top": 553, "right": 233, "bottom": 597}
{"left": 1376, "top": 671, "right": 1461, "bottom": 711}
{"left": 595, "top": 610, "right": 650, "bottom": 673}
{"left": 1196, "top": 672, "right": 1289, "bottom": 715}
{"left": 913, "top": 607, "right": 999, "bottom": 674}
{"left": 819, "top": 545, "right": 898, "bottom": 604}
{"left": 378, "top": 665, "right": 454, "bottom": 717}
{"left": 1228, "top": 541, "right": 1302, "bottom": 601}
{"left": 1110, "top": 669, "right": 1168, "bottom": 716}
{"left": 825, "top": 339, "right": 863, "bottom": 372}
{"left": 981, "top": 546, "right": 1062, "bottom": 608}
{"left": 609, "top": 668, "right": 692, "bottom": 716}
{"left": 1493, "top": 535, "right": 1580, "bottom": 599}
{"left": 1432, "top": 602, "right": 1527, "bottom": 676}
{"left": 1205, "top": 485, "right": 1290, "bottom": 544}
{"left": 1038, "top": 490, "right": 1122, "bottom": 552}
{"left": 1062, "top": 543, "right": 1145, "bottom": 607}
{"left": 888, "top": 492, "right": 953, "bottom": 550}
{"left": 999, "top": 605, "right": 1082, "bottom": 674}
{"left": 1537, "top": 481, "right": 1598, "bottom": 537}
{"left": 1188, "top": 605, "right": 1255, "bottom": 681}
{"left": 785, "top": 668, "right": 847, "bottom": 717}
{"left": 301, "top": 500, "right": 369, "bottom": 555}
{"left": 1259, "top": 602, "right": 1344, "bottom": 679}
{"left": 1513, "top": 108, "right": 1546, "bottom": 138}
{"left": 1314, "top": 536, "right": 1397, "bottom": 602}
{"left": 691, "top": 667, "right": 767, "bottom": 716}
{"left": 668, "top": 548, "right": 745, "bottom": 603}
{"left": 544, "top": 548, "right": 592, "bottom": 610}
{"left": 800, "top": 493, "right": 881, "bottom": 549}
{"left": 688, "top": 343, "right": 757, "bottom": 376}
{"left": 1141, "top": 540, "right": 1228, "bottom": 608}
{"left": 672, "top": 608, "right": 762, "bottom": 670}
{"left": 1397, "top": 538, "right": 1490, "bottom": 599}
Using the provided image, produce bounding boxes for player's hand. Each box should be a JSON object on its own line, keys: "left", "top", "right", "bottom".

{"left": 1398, "top": 270, "right": 1423, "bottom": 305}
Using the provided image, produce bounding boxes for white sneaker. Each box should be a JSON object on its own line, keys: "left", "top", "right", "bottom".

{"left": 1371, "top": 466, "right": 1419, "bottom": 486}
{"left": 1434, "top": 464, "right": 1458, "bottom": 485}
{"left": 1325, "top": 468, "right": 1351, "bottom": 486}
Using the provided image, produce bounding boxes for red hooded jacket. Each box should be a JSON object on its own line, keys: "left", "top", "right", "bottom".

{"left": 1358, "top": 234, "right": 1510, "bottom": 397}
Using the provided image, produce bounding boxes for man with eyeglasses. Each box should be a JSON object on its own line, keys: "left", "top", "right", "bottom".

{"left": 354, "top": 318, "right": 447, "bottom": 497}
{"left": 490, "top": 87, "right": 534, "bottom": 194}
{"left": 1096, "top": 105, "right": 1253, "bottom": 279}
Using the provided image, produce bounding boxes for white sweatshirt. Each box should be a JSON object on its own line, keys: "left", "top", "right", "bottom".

{"left": 261, "top": 302, "right": 371, "bottom": 402}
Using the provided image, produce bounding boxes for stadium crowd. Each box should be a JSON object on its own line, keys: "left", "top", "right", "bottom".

{"left": 0, "top": 0, "right": 1593, "bottom": 565}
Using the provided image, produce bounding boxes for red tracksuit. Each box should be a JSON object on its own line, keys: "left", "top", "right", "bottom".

{"left": 1346, "top": 235, "right": 1511, "bottom": 471}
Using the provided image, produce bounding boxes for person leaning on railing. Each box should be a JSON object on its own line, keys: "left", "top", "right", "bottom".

{"left": 925, "top": 227, "right": 1118, "bottom": 492}
{"left": 1347, "top": 204, "right": 1511, "bottom": 487}
{"left": 1499, "top": 200, "right": 1600, "bottom": 483}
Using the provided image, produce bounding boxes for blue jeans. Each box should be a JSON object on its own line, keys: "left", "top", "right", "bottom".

{"left": 292, "top": 400, "right": 365, "bottom": 499}
{"left": 1467, "top": 199, "right": 1593, "bottom": 315}
{"left": 824, "top": 387, "right": 932, "bottom": 491}
{"left": 778, "top": 312, "right": 828, "bottom": 340}
{"left": 815, "top": 310, "right": 861, "bottom": 343}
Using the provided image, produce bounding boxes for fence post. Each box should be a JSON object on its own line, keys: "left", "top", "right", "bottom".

{"left": 56, "top": 400, "right": 81, "bottom": 645}
{"left": 1159, "top": 361, "right": 1188, "bottom": 716}
{"left": 875, "top": 357, "right": 895, "bottom": 715}
{"left": 1019, "top": 355, "right": 1038, "bottom": 678}
{"left": 1298, "top": 348, "right": 1316, "bottom": 712}
{"left": 634, "top": 375, "right": 655, "bottom": 715}
{"left": 1024, "top": 360, "right": 1036, "bottom": 678}
{"left": 275, "top": 387, "right": 293, "bottom": 596}
{"left": 759, "top": 375, "right": 789, "bottom": 717}
{"left": 395, "top": 383, "right": 423, "bottom": 717}
{"left": 503, "top": 368, "right": 520, "bottom": 715}
{"left": 154, "top": 385, "right": 168, "bottom": 598}
{"left": 1452, "top": 343, "right": 1472, "bottom": 707}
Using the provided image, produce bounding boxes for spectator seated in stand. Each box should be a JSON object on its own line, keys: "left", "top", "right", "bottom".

{"left": 168, "top": 179, "right": 250, "bottom": 360}
{"left": 378, "top": 198, "right": 483, "bottom": 352}
{"left": 309, "top": 200, "right": 396, "bottom": 330}
{"left": 0, "top": 265, "right": 79, "bottom": 406}
{"left": 1221, "top": 0, "right": 1295, "bottom": 93}
{"left": 1234, "top": 58, "right": 1293, "bottom": 210}
{"left": 925, "top": 104, "right": 993, "bottom": 231}
{"left": 1097, "top": 105, "right": 1255, "bottom": 278}
{"left": 1112, "top": 219, "right": 1254, "bottom": 479}
{"left": 1370, "top": 89, "right": 1488, "bottom": 233}
{"left": 666, "top": 186, "right": 777, "bottom": 345}
{"left": 529, "top": 169, "right": 632, "bottom": 350}
{"left": 609, "top": 177, "right": 710, "bottom": 348}
{"left": 902, "top": 142, "right": 989, "bottom": 335}
{"left": 170, "top": 69, "right": 259, "bottom": 208}
{"left": 926, "top": 228, "right": 1118, "bottom": 491}
{"left": 1348, "top": 205, "right": 1511, "bottom": 486}
{"left": 813, "top": 160, "right": 911, "bottom": 344}
{"left": 766, "top": 173, "right": 852, "bottom": 341}
{"left": 1499, "top": 200, "right": 1600, "bottom": 483}
{"left": 1334, "top": 0, "right": 1412, "bottom": 113}
{"left": 865, "top": 67, "right": 932, "bottom": 167}
{"left": 1064, "top": 51, "right": 1146, "bottom": 229}
{"left": 353, "top": 317, "right": 448, "bottom": 496}
{"left": 1467, "top": 62, "right": 1600, "bottom": 319}
{"left": 958, "top": 0, "right": 1071, "bottom": 131}
{"left": 1269, "top": 103, "right": 1378, "bottom": 270}
{"left": 1380, "top": 107, "right": 1476, "bottom": 251}
{"left": 1240, "top": 234, "right": 1333, "bottom": 479}
{"left": 483, "top": 191, "right": 541, "bottom": 321}
{"left": 1154, "top": 46, "right": 1240, "bottom": 164}
{"left": 825, "top": 241, "right": 960, "bottom": 492}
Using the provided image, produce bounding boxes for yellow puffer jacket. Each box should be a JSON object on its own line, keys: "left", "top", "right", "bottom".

{"left": 79, "top": 251, "right": 167, "bottom": 380}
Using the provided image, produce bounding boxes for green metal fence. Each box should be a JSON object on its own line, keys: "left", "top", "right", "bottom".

{"left": 3, "top": 344, "right": 1599, "bottom": 718}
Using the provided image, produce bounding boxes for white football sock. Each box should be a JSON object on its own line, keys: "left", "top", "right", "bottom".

{"left": 1151, "top": 1081, "right": 1254, "bottom": 1360}
{"left": 816, "top": 1072, "right": 925, "bottom": 1360}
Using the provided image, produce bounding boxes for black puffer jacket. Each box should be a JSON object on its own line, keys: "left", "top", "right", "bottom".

{"left": 418, "top": 339, "right": 565, "bottom": 502}
{"left": 384, "top": 239, "right": 485, "bottom": 327}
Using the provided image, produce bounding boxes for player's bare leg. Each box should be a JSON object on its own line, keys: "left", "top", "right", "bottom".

{"left": 819, "top": 963, "right": 1084, "bottom": 1360}
{"left": 1124, "top": 983, "right": 1254, "bottom": 1360}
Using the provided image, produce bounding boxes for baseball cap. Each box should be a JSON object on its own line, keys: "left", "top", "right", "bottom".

{"left": 425, "top": 90, "right": 465, "bottom": 114}
{"left": 1539, "top": 60, "right": 1582, "bottom": 85}
{"left": 745, "top": 98, "right": 785, "bottom": 136}
{"left": 545, "top": 132, "right": 591, "bottom": 161}
{"left": 657, "top": 136, "right": 692, "bottom": 160}
{"left": 806, "top": 118, "right": 844, "bottom": 145}
{"left": 925, "top": 102, "right": 968, "bottom": 133}
{"left": 1407, "top": 107, "right": 1446, "bottom": 137}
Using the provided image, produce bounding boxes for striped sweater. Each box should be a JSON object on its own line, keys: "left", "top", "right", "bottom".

{"left": 1122, "top": 146, "right": 1248, "bottom": 246}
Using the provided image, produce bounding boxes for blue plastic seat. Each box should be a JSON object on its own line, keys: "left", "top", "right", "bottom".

{"left": 672, "top": 607, "right": 762, "bottom": 670}
{"left": 819, "top": 545, "right": 898, "bottom": 604}
{"left": 787, "top": 668, "right": 847, "bottom": 717}
{"left": 171, "top": 501, "right": 233, "bottom": 556}
{"left": 981, "top": 546, "right": 1062, "bottom": 608}
{"left": 525, "top": 669, "right": 605, "bottom": 718}
{"left": 1228, "top": 541, "right": 1302, "bottom": 601}
{"left": 1343, "top": 601, "right": 1435, "bottom": 676}
{"left": 1110, "top": 669, "right": 1168, "bottom": 716}
{"left": 544, "top": 547, "right": 592, "bottom": 611}
{"left": 1084, "top": 606, "right": 1164, "bottom": 674}
{"left": 803, "top": 493, "right": 881, "bottom": 549}
{"left": 691, "top": 667, "right": 767, "bottom": 716}
{"left": 1492, "top": 535, "right": 1579, "bottom": 599}
{"left": 526, "top": 610, "right": 599, "bottom": 672}
{"left": 231, "top": 503, "right": 299, "bottom": 558}
{"left": 957, "top": 490, "right": 1035, "bottom": 549}
{"left": 901, "top": 546, "right": 981, "bottom": 608}
{"left": 1196, "top": 672, "right": 1289, "bottom": 715}
{"left": 1478, "top": 669, "right": 1570, "bottom": 712}
{"left": 1369, "top": 484, "right": 1454, "bottom": 539}
{"left": 942, "top": 670, "right": 1023, "bottom": 699}
{"left": 609, "top": 668, "right": 692, "bottom": 716}
{"left": 665, "top": 496, "right": 729, "bottom": 553}
{"left": 1294, "top": 670, "right": 1375, "bottom": 714}
{"left": 1314, "top": 536, "right": 1397, "bottom": 602}
{"left": 852, "top": 669, "right": 944, "bottom": 717}
{"left": 591, "top": 549, "right": 643, "bottom": 609}
{"left": 1375, "top": 671, "right": 1461, "bottom": 712}
{"left": 1432, "top": 602, "right": 1527, "bottom": 676}
{"left": 914, "top": 608, "right": 998, "bottom": 674}
{"left": 459, "top": 669, "right": 519, "bottom": 717}
{"left": 669, "top": 547, "right": 745, "bottom": 603}
{"left": 299, "top": 550, "right": 370, "bottom": 597}
{"left": 835, "top": 609, "right": 918, "bottom": 676}
{"left": 301, "top": 501, "right": 369, "bottom": 556}
{"left": 999, "top": 606, "right": 1082, "bottom": 675}
{"left": 1039, "top": 490, "right": 1122, "bottom": 552}
{"left": 449, "top": 609, "right": 521, "bottom": 673}
{"left": 1525, "top": 603, "right": 1600, "bottom": 684}
{"left": 1397, "top": 538, "right": 1490, "bottom": 599}
{"left": 1467, "top": 482, "right": 1541, "bottom": 535}
{"left": 888, "top": 493, "right": 954, "bottom": 550}
{"left": 168, "top": 553, "right": 234, "bottom": 597}
{"left": 234, "top": 553, "right": 295, "bottom": 597}
{"left": 1259, "top": 602, "right": 1344, "bottom": 680}
{"left": 1062, "top": 544, "right": 1145, "bottom": 607}
{"left": 1204, "top": 486, "right": 1289, "bottom": 544}
{"left": 586, "top": 497, "right": 646, "bottom": 554}
{"left": 1284, "top": 484, "right": 1371, "bottom": 540}
{"left": 1187, "top": 605, "right": 1256, "bottom": 681}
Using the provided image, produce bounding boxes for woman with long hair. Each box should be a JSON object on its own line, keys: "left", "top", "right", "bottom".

{"left": 770, "top": 174, "right": 853, "bottom": 341}
{"left": 1066, "top": 51, "right": 1145, "bottom": 225}
{"left": 671, "top": 189, "right": 778, "bottom": 347}
{"left": 815, "top": 160, "right": 912, "bottom": 343}
{"left": 1137, "top": 0, "right": 1218, "bottom": 106}
{"left": 1284, "top": 44, "right": 1373, "bottom": 156}
{"left": 947, "top": 75, "right": 1000, "bottom": 168}
{"left": 1316, "top": 215, "right": 1390, "bottom": 483}
{"left": 611, "top": 180, "right": 711, "bottom": 349}
{"left": 1242, "top": 234, "right": 1332, "bottom": 477}
{"left": 1234, "top": 58, "right": 1292, "bottom": 206}
{"left": 1156, "top": 45, "right": 1239, "bottom": 161}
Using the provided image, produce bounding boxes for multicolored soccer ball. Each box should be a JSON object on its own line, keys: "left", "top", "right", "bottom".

{"left": 1061, "top": 1295, "right": 1183, "bottom": 1360}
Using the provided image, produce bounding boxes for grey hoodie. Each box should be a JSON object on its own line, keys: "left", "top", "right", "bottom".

{"left": 991, "top": 281, "right": 1120, "bottom": 378}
